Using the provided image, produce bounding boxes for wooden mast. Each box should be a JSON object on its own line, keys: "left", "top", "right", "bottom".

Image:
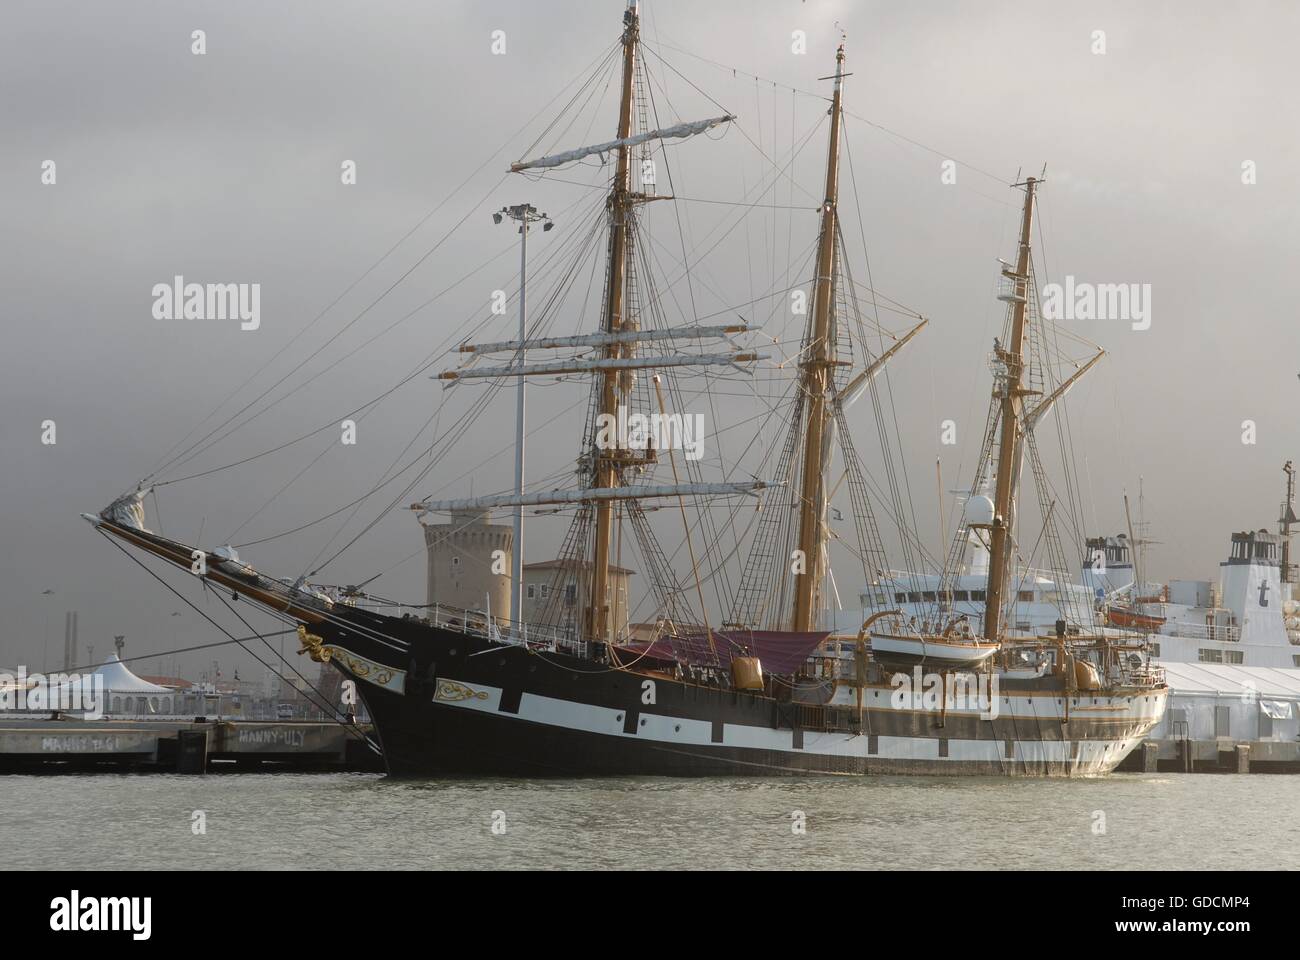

{"left": 791, "top": 43, "right": 846, "bottom": 632}
{"left": 587, "top": 0, "right": 639, "bottom": 642}
{"left": 983, "top": 177, "right": 1038, "bottom": 642}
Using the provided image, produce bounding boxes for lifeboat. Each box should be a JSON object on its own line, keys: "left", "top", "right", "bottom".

{"left": 869, "top": 631, "right": 1000, "bottom": 667}
{"left": 1104, "top": 605, "right": 1165, "bottom": 631}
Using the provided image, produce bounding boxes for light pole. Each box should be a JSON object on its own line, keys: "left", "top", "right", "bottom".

{"left": 40, "top": 589, "right": 54, "bottom": 672}
{"left": 493, "top": 204, "right": 552, "bottom": 628}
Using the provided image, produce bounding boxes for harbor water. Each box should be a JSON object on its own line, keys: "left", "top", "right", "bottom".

{"left": 4, "top": 772, "right": 1297, "bottom": 870}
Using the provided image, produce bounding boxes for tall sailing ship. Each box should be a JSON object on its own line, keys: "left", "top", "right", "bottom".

{"left": 86, "top": 1, "right": 1165, "bottom": 776}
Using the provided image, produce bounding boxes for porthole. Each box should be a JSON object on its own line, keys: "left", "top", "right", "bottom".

{"left": 615, "top": 714, "right": 623, "bottom": 722}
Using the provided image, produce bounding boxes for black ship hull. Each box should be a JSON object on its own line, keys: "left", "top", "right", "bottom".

{"left": 315, "top": 609, "right": 1166, "bottom": 778}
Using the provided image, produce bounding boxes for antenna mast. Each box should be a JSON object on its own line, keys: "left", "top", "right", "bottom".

{"left": 1281, "top": 460, "right": 1297, "bottom": 585}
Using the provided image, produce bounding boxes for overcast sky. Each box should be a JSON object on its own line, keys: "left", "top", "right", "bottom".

{"left": 2, "top": 0, "right": 1297, "bottom": 680}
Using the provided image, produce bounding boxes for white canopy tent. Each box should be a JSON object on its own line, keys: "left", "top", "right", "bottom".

{"left": 92, "top": 654, "right": 180, "bottom": 716}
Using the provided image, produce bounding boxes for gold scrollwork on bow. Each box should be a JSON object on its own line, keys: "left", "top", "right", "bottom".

{"left": 332, "top": 651, "right": 396, "bottom": 687}
{"left": 435, "top": 680, "right": 488, "bottom": 703}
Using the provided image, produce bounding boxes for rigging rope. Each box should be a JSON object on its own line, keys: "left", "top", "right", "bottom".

{"left": 98, "top": 530, "right": 380, "bottom": 752}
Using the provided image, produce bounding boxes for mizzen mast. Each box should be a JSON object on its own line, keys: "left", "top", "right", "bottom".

{"left": 790, "top": 43, "right": 847, "bottom": 632}
{"left": 983, "top": 177, "right": 1038, "bottom": 642}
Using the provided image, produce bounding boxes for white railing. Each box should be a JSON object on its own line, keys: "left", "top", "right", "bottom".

{"left": 874, "top": 567, "right": 1090, "bottom": 592}
{"left": 1125, "top": 664, "right": 1167, "bottom": 688}
{"left": 1160, "top": 620, "right": 1241, "bottom": 643}
{"left": 423, "top": 601, "right": 588, "bottom": 659}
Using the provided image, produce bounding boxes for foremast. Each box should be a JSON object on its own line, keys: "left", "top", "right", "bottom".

{"left": 438, "top": 0, "right": 753, "bottom": 644}
{"left": 790, "top": 43, "right": 846, "bottom": 632}
{"left": 982, "top": 177, "right": 1038, "bottom": 642}
{"left": 589, "top": 0, "right": 641, "bottom": 642}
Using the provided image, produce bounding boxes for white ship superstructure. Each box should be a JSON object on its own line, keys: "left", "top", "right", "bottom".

{"left": 830, "top": 569, "right": 1103, "bottom": 639}
{"left": 1080, "top": 534, "right": 1136, "bottom": 599}
{"left": 851, "top": 509, "right": 1300, "bottom": 671}
{"left": 1139, "top": 531, "right": 1300, "bottom": 668}
{"left": 1110, "top": 462, "right": 1300, "bottom": 668}
{"left": 836, "top": 491, "right": 1108, "bottom": 641}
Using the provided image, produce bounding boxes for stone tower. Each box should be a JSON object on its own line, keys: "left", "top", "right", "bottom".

{"left": 422, "top": 510, "right": 512, "bottom": 617}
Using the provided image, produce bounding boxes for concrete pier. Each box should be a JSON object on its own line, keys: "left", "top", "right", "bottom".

{"left": 1120, "top": 736, "right": 1300, "bottom": 774}
{"left": 0, "top": 718, "right": 382, "bottom": 773}
{"left": 1141, "top": 741, "right": 1159, "bottom": 772}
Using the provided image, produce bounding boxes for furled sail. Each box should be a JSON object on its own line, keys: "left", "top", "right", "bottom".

{"left": 91, "top": 488, "right": 152, "bottom": 532}
{"left": 510, "top": 115, "right": 734, "bottom": 172}
{"left": 458, "top": 324, "right": 751, "bottom": 354}
{"left": 413, "top": 481, "right": 767, "bottom": 515}
{"left": 437, "top": 351, "right": 764, "bottom": 381}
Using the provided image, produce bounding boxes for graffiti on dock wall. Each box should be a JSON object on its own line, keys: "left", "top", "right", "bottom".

{"left": 41, "top": 736, "right": 121, "bottom": 752}
{"left": 236, "top": 727, "right": 306, "bottom": 747}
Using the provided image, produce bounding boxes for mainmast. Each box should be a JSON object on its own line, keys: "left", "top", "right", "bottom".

{"left": 983, "top": 177, "right": 1038, "bottom": 642}
{"left": 587, "top": 0, "right": 640, "bottom": 642}
{"left": 790, "top": 43, "right": 846, "bottom": 632}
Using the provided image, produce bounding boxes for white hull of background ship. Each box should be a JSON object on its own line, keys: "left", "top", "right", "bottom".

{"left": 87, "top": 1, "right": 1165, "bottom": 777}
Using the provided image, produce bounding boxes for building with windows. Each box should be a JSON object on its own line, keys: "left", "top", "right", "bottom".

{"left": 521, "top": 559, "right": 634, "bottom": 641}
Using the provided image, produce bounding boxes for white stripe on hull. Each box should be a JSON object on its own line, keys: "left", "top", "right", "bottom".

{"left": 430, "top": 677, "right": 1159, "bottom": 775}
